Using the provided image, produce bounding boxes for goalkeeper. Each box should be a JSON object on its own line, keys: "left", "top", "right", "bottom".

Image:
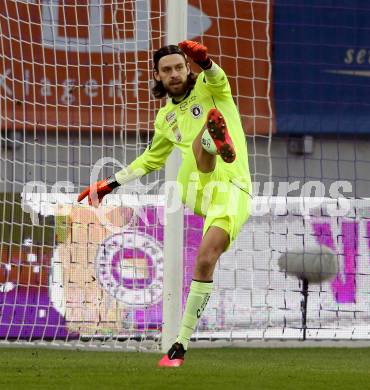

{"left": 78, "top": 41, "right": 252, "bottom": 367}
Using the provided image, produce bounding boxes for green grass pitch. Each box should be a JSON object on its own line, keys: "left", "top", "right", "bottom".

{"left": 1, "top": 347, "right": 370, "bottom": 389}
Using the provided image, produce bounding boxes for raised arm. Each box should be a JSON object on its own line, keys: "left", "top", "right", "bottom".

{"left": 178, "top": 40, "right": 231, "bottom": 96}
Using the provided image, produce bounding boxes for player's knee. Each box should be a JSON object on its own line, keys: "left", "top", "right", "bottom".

{"left": 196, "top": 255, "right": 214, "bottom": 272}
{"left": 195, "top": 244, "right": 224, "bottom": 279}
{"left": 197, "top": 244, "right": 223, "bottom": 266}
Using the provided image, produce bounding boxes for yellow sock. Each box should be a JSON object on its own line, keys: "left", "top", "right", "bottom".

{"left": 176, "top": 280, "right": 213, "bottom": 350}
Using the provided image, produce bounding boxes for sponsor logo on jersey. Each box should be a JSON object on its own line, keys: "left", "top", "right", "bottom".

{"left": 179, "top": 101, "right": 188, "bottom": 111}
{"left": 166, "top": 112, "right": 177, "bottom": 127}
{"left": 172, "top": 126, "right": 182, "bottom": 142}
{"left": 179, "top": 95, "right": 197, "bottom": 111}
{"left": 190, "top": 104, "right": 203, "bottom": 119}
{"left": 166, "top": 111, "right": 176, "bottom": 123}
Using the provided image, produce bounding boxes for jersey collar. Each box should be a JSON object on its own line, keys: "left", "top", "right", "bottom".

{"left": 171, "top": 87, "right": 192, "bottom": 105}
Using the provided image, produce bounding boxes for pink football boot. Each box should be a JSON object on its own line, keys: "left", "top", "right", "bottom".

{"left": 206, "top": 108, "right": 236, "bottom": 163}
{"left": 158, "top": 342, "right": 186, "bottom": 368}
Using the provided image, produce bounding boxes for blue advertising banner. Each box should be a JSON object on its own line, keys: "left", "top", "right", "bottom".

{"left": 273, "top": 1, "right": 370, "bottom": 135}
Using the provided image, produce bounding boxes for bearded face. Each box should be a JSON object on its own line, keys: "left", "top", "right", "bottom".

{"left": 154, "top": 54, "right": 191, "bottom": 98}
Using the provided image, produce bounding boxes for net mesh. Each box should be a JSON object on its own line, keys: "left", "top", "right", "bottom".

{"left": 0, "top": 0, "right": 167, "bottom": 349}
{"left": 3, "top": 0, "right": 366, "bottom": 349}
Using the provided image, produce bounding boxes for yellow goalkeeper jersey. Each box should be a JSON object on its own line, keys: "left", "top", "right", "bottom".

{"left": 127, "top": 63, "right": 251, "bottom": 193}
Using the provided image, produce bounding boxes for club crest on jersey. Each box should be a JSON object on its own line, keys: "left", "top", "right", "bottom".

{"left": 190, "top": 104, "right": 203, "bottom": 119}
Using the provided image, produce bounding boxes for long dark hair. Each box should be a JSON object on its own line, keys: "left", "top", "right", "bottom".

{"left": 151, "top": 44, "right": 198, "bottom": 99}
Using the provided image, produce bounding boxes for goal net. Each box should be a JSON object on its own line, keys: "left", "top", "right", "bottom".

{"left": 2, "top": 0, "right": 367, "bottom": 350}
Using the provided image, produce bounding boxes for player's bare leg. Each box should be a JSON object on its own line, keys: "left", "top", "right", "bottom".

{"left": 192, "top": 125, "right": 216, "bottom": 173}
{"left": 193, "top": 225, "right": 229, "bottom": 280}
{"left": 159, "top": 109, "right": 234, "bottom": 367}
{"left": 158, "top": 226, "right": 229, "bottom": 367}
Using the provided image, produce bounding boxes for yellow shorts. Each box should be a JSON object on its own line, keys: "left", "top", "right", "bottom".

{"left": 177, "top": 151, "right": 251, "bottom": 245}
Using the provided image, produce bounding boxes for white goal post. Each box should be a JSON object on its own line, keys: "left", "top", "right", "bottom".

{"left": 161, "top": 0, "right": 186, "bottom": 354}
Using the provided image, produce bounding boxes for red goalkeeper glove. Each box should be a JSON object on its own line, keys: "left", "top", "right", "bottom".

{"left": 178, "top": 40, "right": 212, "bottom": 70}
{"left": 77, "top": 176, "right": 120, "bottom": 207}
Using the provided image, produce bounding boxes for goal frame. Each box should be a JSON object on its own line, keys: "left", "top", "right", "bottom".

{"left": 161, "top": 0, "right": 187, "bottom": 354}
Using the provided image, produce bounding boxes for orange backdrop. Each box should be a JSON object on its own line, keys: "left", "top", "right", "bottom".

{"left": 0, "top": 0, "right": 274, "bottom": 135}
